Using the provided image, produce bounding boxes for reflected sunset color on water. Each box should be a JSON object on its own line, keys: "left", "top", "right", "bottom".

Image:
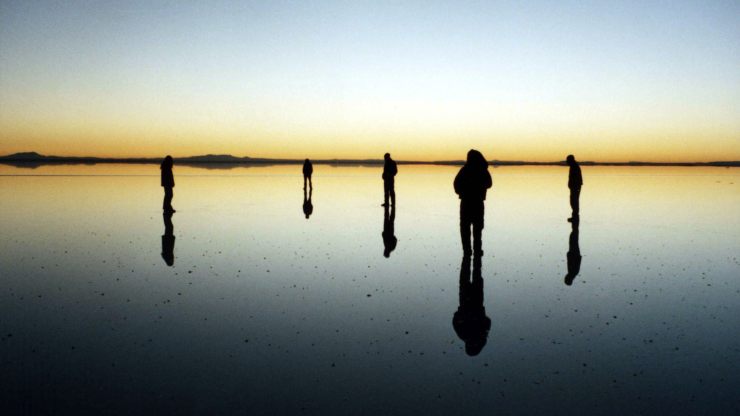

{"left": 1, "top": 164, "right": 738, "bottom": 414}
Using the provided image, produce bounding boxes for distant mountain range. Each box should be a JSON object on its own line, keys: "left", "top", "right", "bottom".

{"left": 0, "top": 151, "right": 738, "bottom": 168}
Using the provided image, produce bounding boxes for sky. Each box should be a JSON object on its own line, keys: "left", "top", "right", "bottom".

{"left": 1, "top": 1, "right": 738, "bottom": 162}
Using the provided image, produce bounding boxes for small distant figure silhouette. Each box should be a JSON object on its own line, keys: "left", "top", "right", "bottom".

{"left": 566, "top": 154, "right": 582, "bottom": 221}
{"left": 303, "top": 186, "right": 313, "bottom": 219}
{"left": 161, "top": 212, "right": 175, "bottom": 266}
{"left": 454, "top": 149, "right": 492, "bottom": 257}
{"left": 564, "top": 218, "right": 581, "bottom": 285}
{"left": 453, "top": 255, "right": 491, "bottom": 356}
{"left": 161, "top": 155, "right": 175, "bottom": 213}
{"left": 303, "top": 158, "right": 313, "bottom": 190}
{"left": 382, "top": 153, "right": 397, "bottom": 206}
{"left": 382, "top": 204, "right": 397, "bottom": 257}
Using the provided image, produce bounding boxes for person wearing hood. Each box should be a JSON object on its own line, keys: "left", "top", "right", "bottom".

{"left": 160, "top": 155, "right": 175, "bottom": 213}
{"left": 566, "top": 154, "right": 582, "bottom": 221}
{"left": 303, "top": 158, "right": 313, "bottom": 190}
{"left": 453, "top": 150, "right": 492, "bottom": 257}
{"left": 382, "top": 153, "right": 397, "bottom": 206}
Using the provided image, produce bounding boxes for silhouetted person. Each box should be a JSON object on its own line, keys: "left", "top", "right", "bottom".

{"left": 564, "top": 218, "right": 581, "bottom": 285}
{"left": 454, "top": 149, "right": 492, "bottom": 257}
{"left": 382, "top": 153, "right": 397, "bottom": 206}
{"left": 162, "top": 212, "right": 175, "bottom": 266}
{"left": 382, "top": 204, "right": 397, "bottom": 257}
{"left": 303, "top": 186, "right": 313, "bottom": 219}
{"left": 453, "top": 255, "right": 491, "bottom": 356}
{"left": 303, "top": 158, "right": 313, "bottom": 189}
{"left": 161, "top": 155, "right": 175, "bottom": 213}
{"left": 566, "top": 154, "right": 582, "bottom": 221}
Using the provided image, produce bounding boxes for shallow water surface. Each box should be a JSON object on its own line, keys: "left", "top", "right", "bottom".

{"left": 1, "top": 164, "right": 739, "bottom": 414}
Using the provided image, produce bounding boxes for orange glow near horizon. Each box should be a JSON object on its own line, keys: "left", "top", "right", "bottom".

{"left": 1, "top": 79, "right": 738, "bottom": 163}
{"left": 1, "top": 2, "right": 739, "bottom": 163}
{"left": 1, "top": 124, "right": 738, "bottom": 163}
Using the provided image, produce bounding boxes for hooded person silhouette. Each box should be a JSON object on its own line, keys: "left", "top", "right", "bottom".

{"left": 382, "top": 153, "right": 397, "bottom": 206}
{"left": 566, "top": 154, "right": 582, "bottom": 221}
{"left": 160, "top": 155, "right": 175, "bottom": 213}
{"left": 303, "top": 158, "right": 313, "bottom": 190}
{"left": 454, "top": 150, "right": 492, "bottom": 256}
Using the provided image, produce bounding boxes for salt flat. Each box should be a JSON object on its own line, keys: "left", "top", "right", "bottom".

{"left": 1, "top": 164, "right": 738, "bottom": 414}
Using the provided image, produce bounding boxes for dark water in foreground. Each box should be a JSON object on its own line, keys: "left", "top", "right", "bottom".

{"left": 1, "top": 164, "right": 739, "bottom": 415}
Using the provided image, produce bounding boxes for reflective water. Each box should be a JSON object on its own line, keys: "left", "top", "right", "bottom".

{"left": 1, "top": 164, "right": 739, "bottom": 414}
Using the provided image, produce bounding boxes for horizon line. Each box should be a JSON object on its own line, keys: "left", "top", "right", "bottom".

{"left": 1, "top": 151, "right": 738, "bottom": 167}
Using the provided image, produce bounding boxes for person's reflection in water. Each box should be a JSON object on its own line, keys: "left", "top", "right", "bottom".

{"left": 564, "top": 218, "right": 581, "bottom": 285}
{"left": 382, "top": 204, "right": 397, "bottom": 257}
{"left": 161, "top": 212, "right": 175, "bottom": 266}
{"left": 453, "top": 255, "right": 491, "bottom": 356}
{"left": 303, "top": 186, "right": 313, "bottom": 219}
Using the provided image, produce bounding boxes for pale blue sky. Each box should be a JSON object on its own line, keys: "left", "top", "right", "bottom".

{"left": 1, "top": 1, "right": 738, "bottom": 161}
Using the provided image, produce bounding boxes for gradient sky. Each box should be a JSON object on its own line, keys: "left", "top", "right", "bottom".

{"left": 1, "top": 1, "right": 738, "bottom": 162}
